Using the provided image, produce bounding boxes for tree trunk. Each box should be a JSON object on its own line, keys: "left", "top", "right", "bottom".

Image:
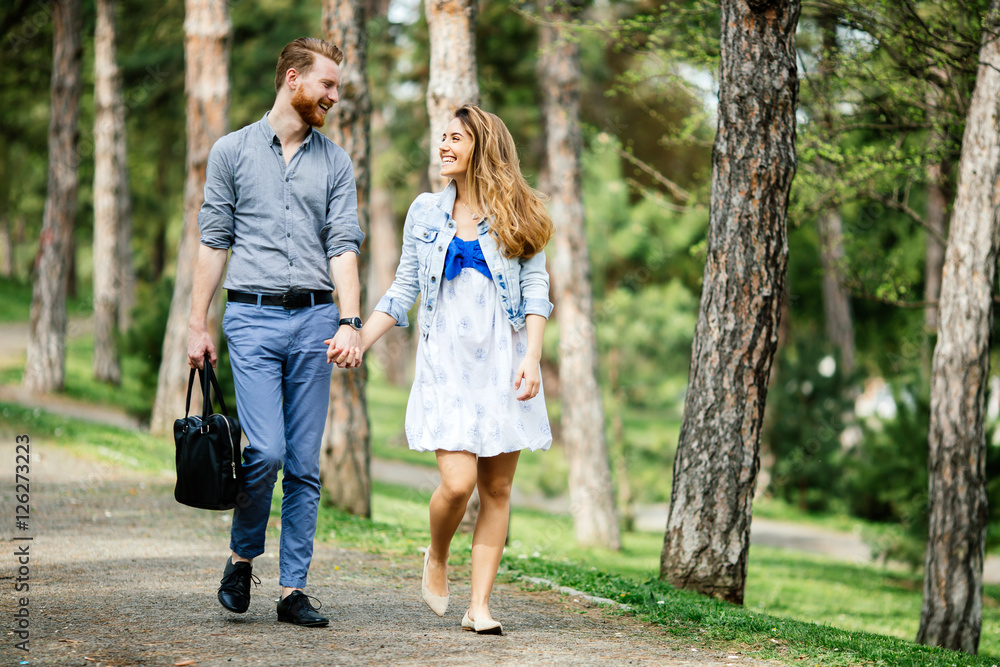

{"left": 923, "top": 66, "right": 950, "bottom": 352}
{"left": 117, "top": 99, "right": 135, "bottom": 332}
{"left": 321, "top": 0, "right": 373, "bottom": 517}
{"left": 660, "top": 0, "right": 800, "bottom": 605}
{"left": 426, "top": 0, "right": 482, "bottom": 529}
{"left": 368, "top": 108, "right": 411, "bottom": 386}
{"left": 425, "top": 0, "right": 479, "bottom": 193}
{"left": 815, "top": 10, "right": 854, "bottom": 374}
{"left": 23, "top": 0, "right": 83, "bottom": 394}
{"left": 92, "top": 0, "right": 124, "bottom": 385}
{"left": 923, "top": 162, "right": 947, "bottom": 334}
{"left": 0, "top": 216, "right": 13, "bottom": 278}
{"left": 150, "top": 0, "right": 230, "bottom": 434}
{"left": 917, "top": 4, "right": 1000, "bottom": 654}
{"left": 540, "top": 0, "right": 621, "bottom": 550}
{"left": 817, "top": 209, "right": 854, "bottom": 373}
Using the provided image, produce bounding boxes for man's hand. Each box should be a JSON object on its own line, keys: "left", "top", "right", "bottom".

{"left": 324, "top": 326, "right": 362, "bottom": 368}
{"left": 188, "top": 324, "right": 217, "bottom": 370}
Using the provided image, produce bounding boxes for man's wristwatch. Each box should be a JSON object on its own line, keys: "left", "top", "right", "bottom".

{"left": 338, "top": 317, "right": 363, "bottom": 330}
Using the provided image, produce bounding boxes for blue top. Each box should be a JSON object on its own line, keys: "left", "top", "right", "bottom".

{"left": 444, "top": 236, "right": 492, "bottom": 282}
{"left": 197, "top": 113, "right": 365, "bottom": 293}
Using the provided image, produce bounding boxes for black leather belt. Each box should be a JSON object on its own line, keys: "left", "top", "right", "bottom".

{"left": 227, "top": 290, "right": 333, "bottom": 309}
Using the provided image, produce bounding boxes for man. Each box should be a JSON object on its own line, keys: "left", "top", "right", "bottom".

{"left": 187, "top": 37, "right": 364, "bottom": 628}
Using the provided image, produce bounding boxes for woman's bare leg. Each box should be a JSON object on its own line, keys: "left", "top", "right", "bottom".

{"left": 425, "top": 450, "right": 478, "bottom": 596}
{"left": 468, "top": 450, "right": 520, "bottom": 622}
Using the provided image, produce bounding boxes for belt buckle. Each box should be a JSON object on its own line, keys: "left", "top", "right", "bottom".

{"left": 282, "top": 291, "right": 306, "bottom": 309}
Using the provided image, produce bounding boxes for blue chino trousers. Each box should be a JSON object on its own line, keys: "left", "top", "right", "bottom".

{"left": 222, "top": 300, "right": 339, "bottom": 589}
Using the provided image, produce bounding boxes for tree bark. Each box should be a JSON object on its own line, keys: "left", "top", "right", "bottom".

{"left": 540, "top": 0, "right": 621, "bottom": 550}
{"left": 817, "top": 209, "right": 854, "bottom": 373}
{"left": 661, "top": 0, "right": 800, "bottom": 605}
{"left": 368, "top": 108, "right": 411, "bottom": 386}
{"left": 917, "top": 3, "right": 1000, "bottom": 654}
{"left": 815, "top": 10, "right": 854, "bottom": 374}
{"left": 92, "top": 0, "right": 125, "bottom": 385}
{"left": 426, "top": 0, "right": 482, "bottom": 529}
{"left": 425, "top": 0, "right": 479, "bottom": 192}
{"left": 150, "top": 0, "right": 230, "bottom": 434}
{"left": 0, "top": 216, "right": 13, "bottom": 278}
{"left": 321, "top": 0, "right": 373, "bottom": 517}
{"left": 117, "top": 98, "right": 135, "bottom": 332}
{"left": 23, "top": 0, "right": 83, "bottom": 394}
{"left": 923, "top": 163, "right": 947, "bottom": 333}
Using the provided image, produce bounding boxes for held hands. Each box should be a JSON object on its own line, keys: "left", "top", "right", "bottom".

{"left": 514, "top": 357, "right": 542, "bottom": 401}
{"left": 325, "top": 326, "right": 362, "bottom": 368}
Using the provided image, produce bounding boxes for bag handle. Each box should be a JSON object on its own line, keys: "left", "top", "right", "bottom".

{"left": 184, "top": 354, "right": 231, "bottom": 419}
{"left": 197, "top": 354, "right": 231, "bottom": 417}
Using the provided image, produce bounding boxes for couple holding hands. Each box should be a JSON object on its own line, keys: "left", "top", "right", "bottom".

{"left": 186, "top": 37, "right": 553, "bottom": 634}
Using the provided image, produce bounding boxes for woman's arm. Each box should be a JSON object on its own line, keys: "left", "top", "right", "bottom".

{"left": 359, "top": 311, "right": 399, "bottom": 352}
{"left": 514, "top": 313, "right": 546, "bottom": 400}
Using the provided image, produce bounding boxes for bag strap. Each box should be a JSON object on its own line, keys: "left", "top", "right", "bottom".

{"left": 195, "top": 354, "right": 231, "bottom": 417}
{"left": 184, "top": 367, "right": 197, "bottom": 419}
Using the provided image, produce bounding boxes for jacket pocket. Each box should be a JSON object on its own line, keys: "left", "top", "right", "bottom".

{"left": 412, "top": 224, "right": 439, "bottom": 243}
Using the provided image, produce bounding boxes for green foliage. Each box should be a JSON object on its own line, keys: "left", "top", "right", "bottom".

{"left": 764, "top": 338, "right": 857, "bottom": 513}
{"left": 842, "top": 384, "right": 1000, "bottom": 566}
{"left": 120, "top": 278, "right": 172, "bottom": 410}
{"left": 841, "top": 387, "right": 929, "bottom": 566}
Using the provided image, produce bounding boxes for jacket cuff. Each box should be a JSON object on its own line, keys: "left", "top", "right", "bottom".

{"left": 375, "top": 295, "right": 410, "bottom": 328}
{"left": 524, "top": 298, "right": 554, "bottom": 319}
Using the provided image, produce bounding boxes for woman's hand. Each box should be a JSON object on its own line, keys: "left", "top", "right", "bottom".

{"left": 514, "top": 357, "right": 542, "bottom": 401}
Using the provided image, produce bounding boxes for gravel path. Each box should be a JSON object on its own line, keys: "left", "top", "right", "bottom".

{"left": 0, "top": 441, "right": 778, "bottom": 667}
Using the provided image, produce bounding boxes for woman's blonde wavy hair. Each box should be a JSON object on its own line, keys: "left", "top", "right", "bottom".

{"left": 454, "top": 105, "right": 554, "bottom": 259}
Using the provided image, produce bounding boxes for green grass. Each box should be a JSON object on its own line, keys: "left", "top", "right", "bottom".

{"left": 318, "top": 479, "right": 1000, "bottom": 665}
{"left": 0, "top": 276, "right": 93, "bottom": 322}
{"left": 367, "top": 363, "right": 683, "bottom": 503}
{"left": 4, "top": 401, "right": 1000, "bottom": 665}
{"left": 0, "top": 334, "right": 156, "bottom": 418}
{"left": 0, "top": 401, "right": 173, "bottom": 474}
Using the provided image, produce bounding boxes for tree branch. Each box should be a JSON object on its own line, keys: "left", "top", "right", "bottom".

{"left": 613, "top": 145, "right": 692, "bottom": 202}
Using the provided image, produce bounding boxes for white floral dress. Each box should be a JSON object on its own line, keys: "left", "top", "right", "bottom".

{"left": 404, "top": 250, "right": 552, "bottom": 457}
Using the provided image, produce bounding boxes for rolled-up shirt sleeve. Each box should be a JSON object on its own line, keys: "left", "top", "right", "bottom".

{"left": 323, "top": 153, "right": 365, "bottom": 258}
{"left": 198, "top": 139, "right": 237, "bottom": 249}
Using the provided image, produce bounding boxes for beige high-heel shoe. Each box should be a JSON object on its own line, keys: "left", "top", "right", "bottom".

{"left": 462, "top": 609, "right": 503, "bottom": 635}
{"left": 421, "top": 548, "right": 449, "bottom": 616}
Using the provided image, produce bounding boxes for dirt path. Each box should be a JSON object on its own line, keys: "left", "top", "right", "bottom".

{"left": 0, "top": 440, "right": 777, "bottom": 666}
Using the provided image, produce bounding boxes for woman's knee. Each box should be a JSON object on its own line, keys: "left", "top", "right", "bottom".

{"left": 438, "top": 475, "right": 477, "bottom": 507}
{"left": 479, "top": 477, "right": 513, "bottom": 503}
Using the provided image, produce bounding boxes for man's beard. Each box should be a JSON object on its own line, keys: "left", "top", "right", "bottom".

{"left": 291, "top": 85, "right": 326, "bottom": 128}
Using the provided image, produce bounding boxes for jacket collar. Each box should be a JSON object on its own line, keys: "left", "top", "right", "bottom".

{"left": 439, "top": 180, "right": 492, "bottom": 235}
{"left": 437, "top": 180, "right": 458, "bottom": 213}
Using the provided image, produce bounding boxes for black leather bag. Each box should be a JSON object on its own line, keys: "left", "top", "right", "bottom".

{"left": 173, "top": 360, "right": 243, "bottom": 510}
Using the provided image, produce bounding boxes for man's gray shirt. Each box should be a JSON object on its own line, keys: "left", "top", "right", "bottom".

{"left": 198, "top": 113, "right": 365, "bottom": 293}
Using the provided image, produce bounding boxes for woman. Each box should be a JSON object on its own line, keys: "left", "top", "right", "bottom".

{"left": 356, "top": 105, "right": 554, "bottom": 634}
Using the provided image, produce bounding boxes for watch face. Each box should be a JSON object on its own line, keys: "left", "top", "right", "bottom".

{"left": 341, "top": 317, "right": 362, "bottom": 329}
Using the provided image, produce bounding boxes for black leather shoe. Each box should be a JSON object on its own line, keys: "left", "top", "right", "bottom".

{"left": 276, "top": 591, "right": 329, "bottom": 627}
{"left": 218, "top": 557, "right": 258, "bottom": 613}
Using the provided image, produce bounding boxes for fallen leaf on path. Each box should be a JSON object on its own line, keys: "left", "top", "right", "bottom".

{"left": 174, "top": 660, "right": 196, "bottom": 666}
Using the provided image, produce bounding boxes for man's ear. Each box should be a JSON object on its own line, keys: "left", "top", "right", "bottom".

{"left": 285, "top": 67, "right": 299, "bottom": 90}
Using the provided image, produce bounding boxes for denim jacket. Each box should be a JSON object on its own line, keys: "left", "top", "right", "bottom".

{"left": 375, "top": 181, "right": 553, "bottom": 338}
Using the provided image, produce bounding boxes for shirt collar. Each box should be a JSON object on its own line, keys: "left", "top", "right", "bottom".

{"left": 260, "top": 112, "right": 279, "bottom": 145}
{"left": 259, "top": 111, "right": 316, "bottom": 149}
